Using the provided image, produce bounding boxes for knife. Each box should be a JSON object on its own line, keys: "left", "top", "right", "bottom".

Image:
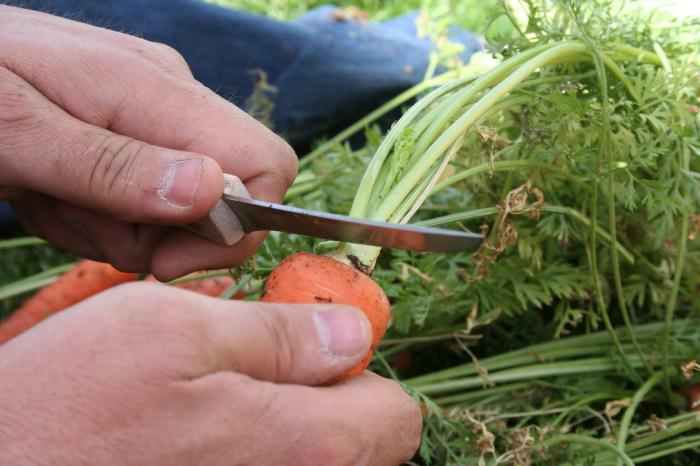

{"left": 184, "top": 174, "right": 483, "bottom": 253}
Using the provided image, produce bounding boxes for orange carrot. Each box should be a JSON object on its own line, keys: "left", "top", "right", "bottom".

{"left": 261, "top": 252, "right": 391, "bottom": 380}
{"left": 677, "top": 384, "right": 700, "bottom": 411}
{"left": 0, "top": 260, "right": 138, "bottom": 344}
{"left": 145, "top": 273, "right": 243, "bottom": 298}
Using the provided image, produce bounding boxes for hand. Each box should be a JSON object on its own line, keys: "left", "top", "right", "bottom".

{"left": 0, "top": 6, "right": 298, "bottom": 280}
{"left": 0, "top": 283, "right": 421, "bottom": 465}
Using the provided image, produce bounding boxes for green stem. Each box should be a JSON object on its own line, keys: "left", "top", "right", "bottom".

{"left": 300, "top": 71, "right": 460, "bottom": 168}
{"left": 219, "top": 274, "right": 251, "bottom": 299}
{"left": 404, "top": 320, "right": 689, "bottom": 386}
{"left": 544, "top": 434, "right": 634, "bottom": 466}
{"left": 626, "top": 421, "right": 700, "bottom": 453}
{"left": 0, "top": 263, "right": 77, "bottom": 301}
{"left": 348, "top": 74, "right": 481, "bottom": 219}
{"left": 610, "top": 43, "right": 664, "bottom": 66}
{"left": 632, "top": 437, "right": 700, "bottom": 463}
{"left": 432, "top": 159, "right": 592, "bottom": 194}
{"left": 434, "top": 381, "right": 532, "bottom": 406}
{"left": 587, "top": 96, "right": 639, "bottom": 383}
{"left": 165, "top": 269, "right": 233, "bottom": 285}
{"left": 417, "top": 205, "right": 635, "bottom": 264}
{"left": 410, "top": 43, "right": 557, "bottom": 161}
{"left": 626, "top": 412, "right": 700, "bottom": 439}
{"left": 600, "top": 53, "right": 642, "bottom": 103}
{"left": 590, "top": 42, "right": 650, "bottom": 375}
{"left": 616, "top": 372, "right": 665, "bottom": 461}
{"left": 373, "top": 42, "right": 586, "bottom": 223}
{"left": 343, "top": 42, "right": 589, "bottom": 268}
{"left": 410, "top": 357, "right": 645, "bottom": 395}
{"left": 0, "top": 236, "right": 47, "bottom": 249}
{"left": 663, "top": 139, "right": 691, "bottom": 394}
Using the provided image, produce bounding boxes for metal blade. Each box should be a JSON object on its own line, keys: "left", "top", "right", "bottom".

{"left": 222, "top": 195, "right": 483, "bottom": 253}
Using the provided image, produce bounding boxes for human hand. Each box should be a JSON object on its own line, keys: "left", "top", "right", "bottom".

{"left": 0, "top": 283, "right": 421, "bottom": 465}
{"left": 0, "top": 6, "right": 297, "bottom": 280}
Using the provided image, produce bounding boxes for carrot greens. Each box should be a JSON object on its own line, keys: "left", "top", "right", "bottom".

{"left": 2, "top": 0, "right": 699, "bottom": 463}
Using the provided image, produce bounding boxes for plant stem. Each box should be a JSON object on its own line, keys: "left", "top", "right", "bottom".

{"left": 616, "top": 371, "right": 665, "bottom": 462}
{"left": 300, "top": 71, "right": 461, "bottom": 168}
{"left": 432, "top": 159, "right": 592, "bottom": 194}
{"left": 417, "top": 204, "right": 635, "bottom": 264}
{"left": 410, "top": 357, "right": 645, "bottom": 395}
{"left": 662, "top": 139, "right": 691, "bottom": 394}
{"left": 610, "top": 43, "right": 664, "bottom": 66}
{"left": 631, "top": 436, "right": 700, "bottom": 463}
{"left": 589, "top": 41, "right": 651, "bottom": 375}
{"left": 404, "top": 320, "right": 688, "bottom": 386}
{"left": 165, "top": 269, "right": 233, "bottom": 285}
{"left": 0, "top": 236, "right": 46, "bottom": 249}
{"left": 626, "top": 420, "right": 700, "bottom": 453}
{"left": 373, "top": 42, "right": 587, "bottom": 223}
{"left": 0, "top": 262, "right": 76, "bottom": 300}
{"left": 544, "top": 434, "right": 634, "bottom": 466}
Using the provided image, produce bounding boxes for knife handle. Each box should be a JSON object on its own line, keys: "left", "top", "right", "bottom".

{"left": 181, "top": 174, "right": 249, "bottom": 246}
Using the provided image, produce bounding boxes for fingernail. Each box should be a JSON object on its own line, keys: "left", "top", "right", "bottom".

{"left": 159, "top": 159, "right": 202, "bottom": 208}
{"left": 314, "top": 307, "right": 369, "bottom": 358}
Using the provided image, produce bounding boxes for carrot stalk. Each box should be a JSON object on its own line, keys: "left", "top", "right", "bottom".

{"left": 145, "top": 273, "right": 242, "bottom": 298}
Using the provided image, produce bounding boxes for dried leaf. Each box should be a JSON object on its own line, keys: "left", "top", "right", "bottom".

{"left": 681, "top": 360, "right": 700, "bottom": 379}
{"left": 604, "top": 398, "right": 631, "bottom": 419}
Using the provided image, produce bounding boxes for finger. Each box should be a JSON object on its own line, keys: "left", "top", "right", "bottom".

{"left": 173, "top": 290, "right": 373, "bottom": 386}
{"left": 0, "top": 66, "right": 222, "bottom": 225}
{"left": 191, "top": 372, "right": 422, "bottom": 465}
{"left": 4, "top": 10, "right": 298, "bottom": 203}
{"left": 5, "top": 12, "right": 299, "bottom": 276}
{"left": 149, "top": 231, "right": 266, "bottom": 281}
{"left": 12, "top": 193, "right": 169, "bottom": 272}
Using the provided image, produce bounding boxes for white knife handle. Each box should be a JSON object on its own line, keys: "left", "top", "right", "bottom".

{"left": 181, "top": 174, "right": 249, "bottom": 246}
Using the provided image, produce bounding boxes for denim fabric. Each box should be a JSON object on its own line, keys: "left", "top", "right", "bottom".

{"left": 0, "top": 0, "right": 481, "bottom": 232}
{"left": 4, "top": 0, "right": 480, "bottom": 146}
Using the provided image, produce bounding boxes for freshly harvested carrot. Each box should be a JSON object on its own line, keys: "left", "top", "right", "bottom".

{"left": 0, "top": 260, "right": 138, "bottom": 344}
{"left": 677, "top": 384, "right": 700, "bottom": 411}
{"left": 261, "top": 252, "right": 391, "bottom": 380}
{"left": 145, "top": 273, "right": 243, "bottom": 298}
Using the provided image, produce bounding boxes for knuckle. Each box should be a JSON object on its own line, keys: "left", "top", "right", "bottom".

{"left": 145, "top": 42, "right": 192, "bottom": 76}
{"left": 273, "top": 139, "right": 299, "bottom": 187}
{"left": 0, "top": 67, "right": 43, "bottom": 154}
{"left": 385, "top": 381, "right": 423, "bottom": 460}
{"left": 106, "top": 282, "right": 207, "bottom": 341}
{"left": 297, "top": 424, "right": 366, "bottom": 466}
{"left": 84, "top": 133, "right": 143, "bottom": 211}
{"left": 250, "top": 307, "right": 296, "bottom": 381}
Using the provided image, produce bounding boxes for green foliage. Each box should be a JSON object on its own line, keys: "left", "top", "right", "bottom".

{"left": 282, "top": 0, "right": 700, "bottom": 462}
{"left": 1, "top": 0, "right": 699, "bottom": 464}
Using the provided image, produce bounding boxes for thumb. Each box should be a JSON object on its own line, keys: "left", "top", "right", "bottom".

{"left": 201, "top": 300, "right": 373, "bottom": 385}
{"left": 0, "top": 66, "right": 222, "bottom": 224}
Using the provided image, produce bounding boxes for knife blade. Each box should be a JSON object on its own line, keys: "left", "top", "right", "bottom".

{"left": 221, "top": 195, "right": 483, "bottom": 253}
{"left": 183, "top": 174, "right": 484, "bottom": 253}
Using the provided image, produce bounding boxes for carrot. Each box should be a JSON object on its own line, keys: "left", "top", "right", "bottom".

{"left": 0, "top": 259, "right": 138, "bottom": 344}
{"left": 261, "top": 252, "right": 391, "bottom": 380}
{"left": 677, "top": 384, "right": 700, "bottom": 411}
{"left": 145, "top": 273, "right": 243, "bottom": 298}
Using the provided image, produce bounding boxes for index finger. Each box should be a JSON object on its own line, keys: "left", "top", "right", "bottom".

{"left": 4, "top": 8, "right": 298, "bottom": 277}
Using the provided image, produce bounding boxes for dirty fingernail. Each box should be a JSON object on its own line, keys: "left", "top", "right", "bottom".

{"left": 159, "top": 159, "right": 202, "bottom": 208}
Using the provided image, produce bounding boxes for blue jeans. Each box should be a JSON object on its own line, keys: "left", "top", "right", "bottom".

{"left": 0, "top": 0, "right": 480, "bottom": 231}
